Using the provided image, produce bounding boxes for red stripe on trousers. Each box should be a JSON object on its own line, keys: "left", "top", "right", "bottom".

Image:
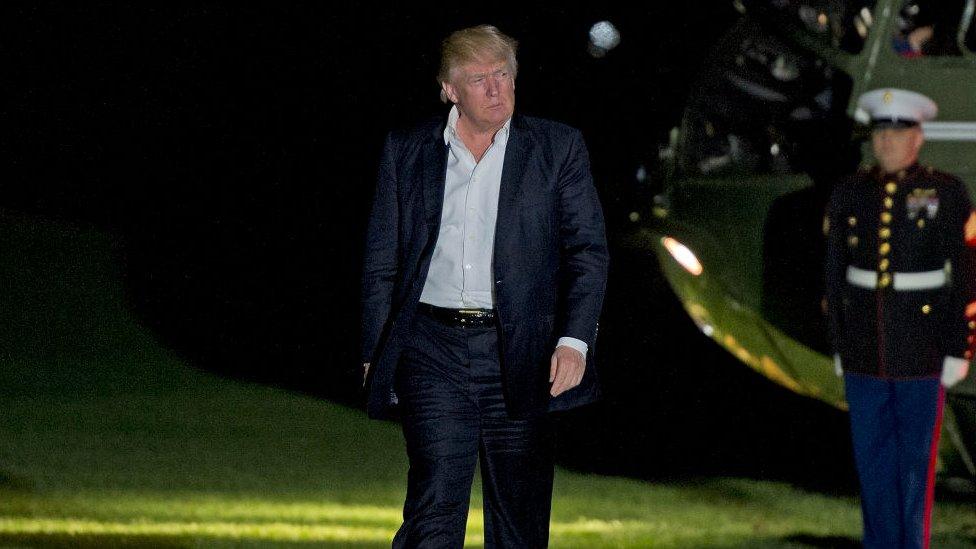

{"left": 922, "top": 386, "right": 945, "bottom": 549}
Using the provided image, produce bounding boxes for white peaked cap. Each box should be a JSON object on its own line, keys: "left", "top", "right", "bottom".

{"left": 855, "top": 88, "right": 938, "bottom": 127}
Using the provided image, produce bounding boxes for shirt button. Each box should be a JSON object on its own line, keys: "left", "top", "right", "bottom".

{"left": 464, "top": 264, "right": 472, "bottom": 270}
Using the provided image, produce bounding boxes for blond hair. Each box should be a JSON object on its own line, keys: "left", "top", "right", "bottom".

{"left": 438, "top": 25, "right": 518, "bottom": 103}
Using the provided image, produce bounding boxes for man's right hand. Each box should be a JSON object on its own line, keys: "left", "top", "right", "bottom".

{"left": 362, "top": 362, "right": 371, "bottom": 388}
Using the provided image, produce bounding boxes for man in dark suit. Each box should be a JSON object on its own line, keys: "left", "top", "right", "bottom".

{"left": 360, "top": 25, "right": 608, "bottom": 548}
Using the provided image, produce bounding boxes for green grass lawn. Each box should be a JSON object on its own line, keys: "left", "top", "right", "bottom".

{"left": 1, "top": 214, "right": 974, "bottom": 548}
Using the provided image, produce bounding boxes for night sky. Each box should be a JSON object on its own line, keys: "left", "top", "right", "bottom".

{"left": 3, "top": 3, "right": 856, "bottom": 488}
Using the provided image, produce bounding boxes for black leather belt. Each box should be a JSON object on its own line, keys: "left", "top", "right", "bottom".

{"left": 419, "top": 303, "right": 496, "bottom": 327}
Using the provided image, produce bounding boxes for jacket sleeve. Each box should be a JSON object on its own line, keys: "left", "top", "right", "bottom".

{"left": 360, "top": 132, "right": 400, "bottom": 364}
{"left": 555, "top": 130, "right": 609, "bottom": 350}
{"left": 823, "top": 182, "right": 848, "bottom": 356}
{"left": 943, "top": 180, "right": 976, "bottom": 359}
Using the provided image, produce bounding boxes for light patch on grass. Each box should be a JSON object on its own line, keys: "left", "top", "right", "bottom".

{"left": 0, "top": 518, "right": 394, "bottom": 543}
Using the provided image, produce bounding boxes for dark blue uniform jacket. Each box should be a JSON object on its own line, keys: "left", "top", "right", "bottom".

{"left": 825, "top": 163, "right": 976, "bottom": 378}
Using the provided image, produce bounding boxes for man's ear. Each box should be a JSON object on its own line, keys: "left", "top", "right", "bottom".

{"left": 912, "top": 126, "right": 925, "bottom": 155}
{"left": 441, "top": 81, "right": 458, "bottom": 104}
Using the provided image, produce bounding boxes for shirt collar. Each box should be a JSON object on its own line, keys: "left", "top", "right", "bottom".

{"left": 443, "top": 105, "right": 512, "bottom": 146}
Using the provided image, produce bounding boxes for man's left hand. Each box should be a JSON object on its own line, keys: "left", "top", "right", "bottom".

{"left": 550, "top": 345, "right": 585, "bottom": 397}
{"left": 942, "top": 356, "right": 969, "bottom": 388}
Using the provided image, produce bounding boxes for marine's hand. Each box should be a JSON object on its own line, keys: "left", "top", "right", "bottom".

{"left": 834, "top": 354, "right": 843, "bottom": 377}
{"left": 550, "top": 345, "right": 585, "bottom": 397}
{"left": 941, "top": 356, "right": 969, "bottom": 388}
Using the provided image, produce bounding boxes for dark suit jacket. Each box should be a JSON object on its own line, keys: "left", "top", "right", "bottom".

{"left": 361, "top": 113, "right": 609, "bottom": 419}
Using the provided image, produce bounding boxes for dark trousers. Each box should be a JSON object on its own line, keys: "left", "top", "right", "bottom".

{"left": 392, "top": 312, "right": 554, "bottom": 549}
{"left": 844, "top": 373, "right": 944, "bottom": 549}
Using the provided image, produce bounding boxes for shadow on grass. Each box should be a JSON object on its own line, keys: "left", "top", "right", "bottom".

{"left": 0, "top": 533, "right": 388, "bottom": 548}
{"left": 780, "top": 534, "right": 861, "bottom": 548}
{"left": 0, "top": 472, "right": 33, "bottom": 492}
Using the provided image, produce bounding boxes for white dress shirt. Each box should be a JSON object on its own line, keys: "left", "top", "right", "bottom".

{"left": 419, "top": 106, "right": 587, "bottom": 357}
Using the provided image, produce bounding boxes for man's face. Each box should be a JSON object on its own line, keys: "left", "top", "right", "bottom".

{"left": 442, "top": 59, "right": 515, "bottom": 134}
{"left": 872, "top": 126, "right": 924, "bottom": 173}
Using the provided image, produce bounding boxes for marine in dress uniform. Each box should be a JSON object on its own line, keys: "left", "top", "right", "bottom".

{"left": 824, "top": 88, "right": 976, "bottom": 549}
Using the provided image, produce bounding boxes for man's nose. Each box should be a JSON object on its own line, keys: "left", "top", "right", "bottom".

{"left": 485, "top": 76, "right": 499, "bottom": 97}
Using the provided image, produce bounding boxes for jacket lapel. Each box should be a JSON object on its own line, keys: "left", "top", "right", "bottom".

{"left": 493, "top": 116, "right": 532, "bottom": 279}
{"left": 421, "top": 133, "right": 448, "bottom": 229}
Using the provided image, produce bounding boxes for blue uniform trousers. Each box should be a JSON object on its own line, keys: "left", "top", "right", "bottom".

{"left": 392, "top": 311, "right": 554, "bottom": 549}
{"left": 844, "top": 373, "right": 944, "bottom": 549}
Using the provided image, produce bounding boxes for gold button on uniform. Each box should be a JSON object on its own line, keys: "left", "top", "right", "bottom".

{"left": 968, "top": 320, "right": 976, "bottom": 330}
{"left": 881, "top": 212, "right": 892, "bottom": 224}
{"left": 922, "top": 304, "right": 931, "bottom": 314}
{"left": 879, "top": 242, "right": 891, "bottom": 255}
{"left": 879, "top": 227, "right": 891, "bottom": 239}
{"left": 879, "top": 258, "right": 889, "bottom": 271}
{"left": 917, "top": 219, "right": 925, "bottom": 228}
{"left": 886, "top": 182, "right": 897, "bottom": 194}
{"left": 879, "top": 273, "right": 891, "bottom": 288}
{"left": 884, "top": 197, "right": 894, "bottom": 209}
{"left": 848, "top": 216, "right": 857, "bottom": 227}
{"left": 848, "top": 235, "right": 859, "bottom": 247}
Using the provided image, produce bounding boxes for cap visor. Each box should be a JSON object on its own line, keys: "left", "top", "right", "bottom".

{"left": 872, "top": 118, "right": 919, "bottom": 129}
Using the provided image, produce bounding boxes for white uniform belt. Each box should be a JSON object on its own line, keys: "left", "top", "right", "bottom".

{"left": 846, "top": 266, "right": 947, "bottom": 290}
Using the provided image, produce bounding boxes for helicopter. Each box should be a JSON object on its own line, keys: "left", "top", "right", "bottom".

{"left": 644, "top": 0, "right": 976, "bottom": 482}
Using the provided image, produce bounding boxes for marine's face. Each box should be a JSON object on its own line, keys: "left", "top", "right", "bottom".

{"left": 441, "top": 58, "right": 515, "bottom": 134}
{"left": 872, "top": 126, "right": 924, "bottom": 173}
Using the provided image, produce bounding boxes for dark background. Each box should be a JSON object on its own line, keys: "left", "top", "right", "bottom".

{"left": 3, "top": 2, "right": 856, "bottom": 490}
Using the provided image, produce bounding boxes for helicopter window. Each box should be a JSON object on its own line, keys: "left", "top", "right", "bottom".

{"left": 676, "top": 19, "right": 855, "bottom": 180}
{"left": 742, "top": 0, "right": 879, "bottom": 54}
{"left": 894, "top": 0, "right": 976, "bottom": 56}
